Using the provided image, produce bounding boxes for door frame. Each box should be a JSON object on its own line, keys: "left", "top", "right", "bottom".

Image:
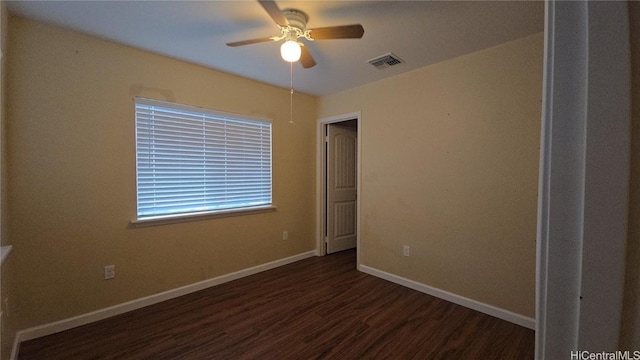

{"left": 536, "top": 1, "right": 630, "bottom": 357}
{"left": 316, "top": 112, "right": 361, "bottom": 261}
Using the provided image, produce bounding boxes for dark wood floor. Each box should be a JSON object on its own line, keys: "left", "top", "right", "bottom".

{"left": 19, "top": 250, "right": 534, "bottom": 359}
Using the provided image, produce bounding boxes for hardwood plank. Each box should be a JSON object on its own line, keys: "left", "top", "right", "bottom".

{"left": 18, "top": 250, "right": 534, "bottom": 359}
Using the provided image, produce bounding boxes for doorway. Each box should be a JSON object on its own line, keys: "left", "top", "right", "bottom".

{"left": 317, "top": 112, "right": 361, "bottom": 259}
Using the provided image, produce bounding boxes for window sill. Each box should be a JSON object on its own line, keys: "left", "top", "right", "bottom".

{"left": 129, "top": 205, "right": 277, "bottom": 228}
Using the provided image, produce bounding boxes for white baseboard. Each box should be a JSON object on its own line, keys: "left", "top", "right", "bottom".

{"left": 358, "top": 264, "right": 536, "bottom": 330}
{"left": 11, "top": 250, "right": 317, "bottom": 359}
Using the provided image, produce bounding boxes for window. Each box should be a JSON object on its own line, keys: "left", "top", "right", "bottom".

{"left": 134, "top": 98, "right": 272, "bottom": 221}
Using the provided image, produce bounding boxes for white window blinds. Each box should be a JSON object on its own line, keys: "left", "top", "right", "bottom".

{"left": 135, "top": 98, "right": 272, "bottom": 219}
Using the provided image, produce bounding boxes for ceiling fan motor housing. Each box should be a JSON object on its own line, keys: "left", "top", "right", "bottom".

{"left": 283, "top": 9, "right": 308, "bottom": 32}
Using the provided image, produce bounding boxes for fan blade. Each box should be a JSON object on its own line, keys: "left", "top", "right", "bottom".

{"left": 258, "top": 0, "right": 288, "bottom": 26}
{"left": 226, "top": 37, "right": 276, "bottom": 47}
{"left": 300, "top": 46, "right": 316, "bottom": 69}
{"left": 308, "top": 24, "right": 364, "bottom": 40}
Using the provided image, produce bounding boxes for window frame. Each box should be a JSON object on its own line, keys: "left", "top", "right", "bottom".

{"left": 131, "top": 98, "right": 275, "bottom": 227}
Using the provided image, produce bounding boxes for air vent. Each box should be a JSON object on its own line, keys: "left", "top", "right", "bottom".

{"left": 367, "top": 53, "right": 405, "bottom": 70}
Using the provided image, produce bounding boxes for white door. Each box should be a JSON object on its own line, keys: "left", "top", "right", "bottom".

{"left": 326, "top": 123, "right": 357, "bottom": 254}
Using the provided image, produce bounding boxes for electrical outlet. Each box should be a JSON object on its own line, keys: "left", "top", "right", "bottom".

{"left": 283, "top": 231, "right": 288, "bottom": 240}
{"left": 104, "top": 265, "right": 115, "bottom": 280}
{"left": 403, "top": 245, "right": 410, "bottom": 257}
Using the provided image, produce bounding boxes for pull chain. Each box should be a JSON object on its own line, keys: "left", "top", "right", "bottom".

{"left": 289, "top": 61, "right": 295, "bottom": 124}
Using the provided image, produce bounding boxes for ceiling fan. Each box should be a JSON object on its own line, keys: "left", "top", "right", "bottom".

{"left": 226, "top": 0, "right": 365, "bottom": 68}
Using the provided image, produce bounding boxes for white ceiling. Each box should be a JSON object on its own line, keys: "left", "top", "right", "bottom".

{"left": 6, "top": 0, "right": 544, "bottom": 96}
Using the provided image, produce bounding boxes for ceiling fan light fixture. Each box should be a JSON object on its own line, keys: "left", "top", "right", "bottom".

{"left": 226, "top": 1, "right": 365, "bottom": 69}
{"left": 280, "top": 40, "right": 301, "bottom": 62}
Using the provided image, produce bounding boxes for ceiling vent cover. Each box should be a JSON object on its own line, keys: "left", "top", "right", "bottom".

{"left": 367, "top": 53, "right": 405, "bottom": 70}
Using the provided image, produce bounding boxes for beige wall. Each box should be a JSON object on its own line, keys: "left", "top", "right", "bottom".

{"left": 6, "top": 16, "right": 317, "bottom": 331}
{"left": 621, "top": 1, "right": 640, "bottom": 350}
{"left": 319, "top": 33, "right": 543, "bottom": 317}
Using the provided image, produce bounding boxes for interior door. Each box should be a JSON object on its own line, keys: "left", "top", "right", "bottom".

{"left": 326, "top": 123, "right": 357, "bottom": 254}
